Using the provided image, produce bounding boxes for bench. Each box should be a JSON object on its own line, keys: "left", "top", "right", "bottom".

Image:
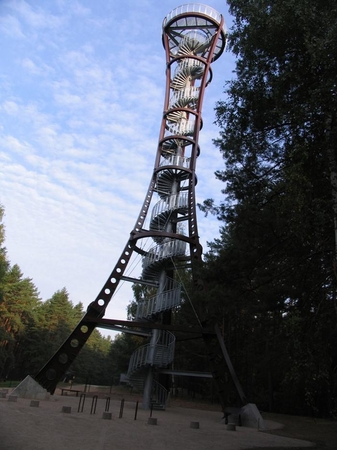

{"left": 60, "top": 388, "right": 82, "bottom": 397}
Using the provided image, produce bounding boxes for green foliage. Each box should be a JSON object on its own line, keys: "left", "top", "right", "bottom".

{"left": 0, "top": 205, "right": 9, "bottom": 302}
{"left": 194, "top": 0, "right": 337, "bottom": 417}
{"left": 0, "top": 263, "right": 41, "bottom": 379}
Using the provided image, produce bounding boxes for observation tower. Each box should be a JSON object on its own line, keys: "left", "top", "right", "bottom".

{"left": 32, "top": 5, "right": 262, "bottom": 424}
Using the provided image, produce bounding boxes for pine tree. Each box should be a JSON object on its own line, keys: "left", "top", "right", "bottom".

{"left": 199, "top": 0, "right": 337, "bottom": 416}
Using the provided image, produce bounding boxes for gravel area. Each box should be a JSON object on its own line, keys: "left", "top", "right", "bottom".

{"left": 0, "top": 389, "right": 317, "bottom": 450}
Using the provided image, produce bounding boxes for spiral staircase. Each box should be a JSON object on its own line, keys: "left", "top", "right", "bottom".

{"left": 125, "top": 4, "right": 226, "bottom": 409}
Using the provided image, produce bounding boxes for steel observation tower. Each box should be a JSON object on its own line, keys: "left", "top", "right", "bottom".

{"left": 34, "top": 4, "right": 243, "bottom": 412}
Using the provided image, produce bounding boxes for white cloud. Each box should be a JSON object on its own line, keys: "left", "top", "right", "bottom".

{"left": 0, "top": 14, "right": 25, "bottom": 38}
{"left": 9, "top": 0, "right": 64, "bottom": 29}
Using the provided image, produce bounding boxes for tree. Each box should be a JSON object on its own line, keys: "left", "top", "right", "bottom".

{"left": 0, "top": 204, "right": 9, "bottom": 302}
{"left": 198, "top": 0, "right": 337, "bottom": 416}
{"left": 0, "top": 264, "right": 41, "bottom": 379}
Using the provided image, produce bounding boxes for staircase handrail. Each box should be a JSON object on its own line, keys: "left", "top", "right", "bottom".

{"left": 143, "top": 239, "right": 186, "bottom": 271}
{"left": 136, "top": 284, "right": 182, "bottom": 319}
{"left": 159, "top": 154, "right": 190, "bottom": 169}
{"left": 151, "top": 192, "right": 188, "bottom": 222}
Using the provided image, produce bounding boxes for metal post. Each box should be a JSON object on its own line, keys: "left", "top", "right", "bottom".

{"left": 134, "top": 401, "right": 139, "bottom": 420}
{"left": 90, "top": 395, "right": 98, "bottom": 415}
{"left": 119, "top": 399, "right": 124, "bottom": 418}
{"left": 78, "top": 393, "right": 86, "bottom": 413}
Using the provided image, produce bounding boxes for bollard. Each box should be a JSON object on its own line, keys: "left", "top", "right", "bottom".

{"left": 119, "top": 399, "right": 125, "bottom": 418}
{"left": 227, "top": 423, "right": 236, "bottom": 431}
{"left": 102, "top": 411, "right": 112, "bottom": 420}
{"left": 190, "top": 421, "right": 200, "bottom": 429}
{"left": 78, "top": 393, "right": 86, "bottom": 413}
{"left": 105, "top": 397, "right": 110, "bottom": 412}
{"left": 62, "top": 406, "right": 71, "bottom": 413}
{"left": 148, "top": 417, "right": 157, "bottom": 425}
{"left": 30, "top": 400, "right": 40, "bottom": 407}
{"left": 134, "top": 401, "right": 139, "bottom": 421}
{"left": 8, "top": 395, "right": 18, "bottom": 402}
{"left": 90, "top": 395, "right": 98, "bottom": 415}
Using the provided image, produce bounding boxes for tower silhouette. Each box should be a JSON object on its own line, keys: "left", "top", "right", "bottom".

{"left": 34, "top": 4, "right": 252, "bottom": 415}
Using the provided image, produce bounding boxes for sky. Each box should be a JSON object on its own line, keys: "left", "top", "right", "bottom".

{"left": 0, "top": 0, "right": 235, "bottom": 338}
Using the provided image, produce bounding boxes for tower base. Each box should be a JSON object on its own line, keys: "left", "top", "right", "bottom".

{"left": 10, "top": 375, "right": 50, "bottom": 400}
{"left": 222, "top": 403, "right": 265, "bottom": 430}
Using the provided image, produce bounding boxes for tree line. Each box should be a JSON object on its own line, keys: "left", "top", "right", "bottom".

{"left": 0, "top": 204, "right": 141, "bottom": 386}
{"left": 192, "top": 0, "right": 337, "bottom": 417}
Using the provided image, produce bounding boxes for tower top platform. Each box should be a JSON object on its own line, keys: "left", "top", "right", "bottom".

{"left": 162, "top": 3, "right": 227, "bottom": 62}
{"left": 163, "top": 3, "right": 225, "bottom": 28}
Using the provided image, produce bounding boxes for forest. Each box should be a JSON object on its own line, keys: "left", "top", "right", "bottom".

{"left": 1, "top": 0, "right": 337, "bottom": 418}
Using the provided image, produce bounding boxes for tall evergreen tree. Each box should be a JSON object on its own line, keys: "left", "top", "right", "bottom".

{"left": 199, "top": 0, "right": 337, "bottom": 416}
{"left": 0, "top": 264, "right": 41, "bottom": 379}
{"left": 0, "top": 205, "right": 9, "bottom": 303}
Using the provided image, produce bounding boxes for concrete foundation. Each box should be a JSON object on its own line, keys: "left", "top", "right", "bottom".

{"left": 30, "top": 400, "right": 40, "bottom": 407}
{"left": 62, "top": 406, "right": 71, "bottom": 413}
{"left": 10, "top": 376, "right": 50, "bottom": 400}
{"left": 222, "top": 403, "right": 265, "bottom": 430}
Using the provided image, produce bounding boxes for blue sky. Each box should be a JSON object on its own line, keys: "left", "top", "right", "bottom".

{"left": 0, "top": 0, "right": 235, "bottom": 335}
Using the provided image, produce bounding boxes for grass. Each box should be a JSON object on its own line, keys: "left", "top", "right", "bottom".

{"left": 0, "top": 380, "right": 19, "bottom": 388}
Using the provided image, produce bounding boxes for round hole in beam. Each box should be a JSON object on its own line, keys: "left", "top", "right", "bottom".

{"left": 46, "top": 369, "right": 56, "bottom": 381}
{"left": 111, "top": 278, "right": 117, "bottom": 284}
{"left": 70, "top": 339, "right": 79, "bottom": 348}
{"left": 59, "top": 353, "right": 68, "bottom": 364}
{"left": 81, "top": 325, "right": 89, "bottom": 334}
{"left": 98, "top": 299, "right": 105, "bottom": 306}
{"left": 105, "top": 288, "right": 110, "bottom": 294}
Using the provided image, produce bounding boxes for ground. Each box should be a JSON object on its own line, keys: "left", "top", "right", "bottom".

{"left": 0, "top": 385, "right": 336, "bottom": 450}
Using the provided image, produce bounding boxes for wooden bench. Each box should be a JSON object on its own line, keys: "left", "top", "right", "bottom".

{"left": 60, "top": 388, "right": 82, "bottom": 397}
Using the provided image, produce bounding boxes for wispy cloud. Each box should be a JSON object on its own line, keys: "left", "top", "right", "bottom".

{"left": 0, "top": 14, "right": 25, "bottom": 38}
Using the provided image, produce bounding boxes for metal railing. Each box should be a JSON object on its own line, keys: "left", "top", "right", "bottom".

{"left": 169, "top": 86, "right": 200, "bottom": 107}
{"left": 151, "top": 193, "right": 188, "bottom": 222}
{"left": 142, "top": 239, "right": 187, "bottom": 272}
{"left": 163, "top": 4, "right": 222, "bottom": 27}
{"left": 152, "top": 380, "right": 168, "bottom": 408}
{"left": 159, "top": 154, "right": 190, "bottom": 169}
{"left": 136, "top": 284, "right": 182, "bottom": 319}
{"left": 127, "top": 331, "right": 176, "bottom": 377}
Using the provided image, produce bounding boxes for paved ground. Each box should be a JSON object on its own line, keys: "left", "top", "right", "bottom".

{"left": 0, "top": 389, "right": 318, "bottom": 450}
